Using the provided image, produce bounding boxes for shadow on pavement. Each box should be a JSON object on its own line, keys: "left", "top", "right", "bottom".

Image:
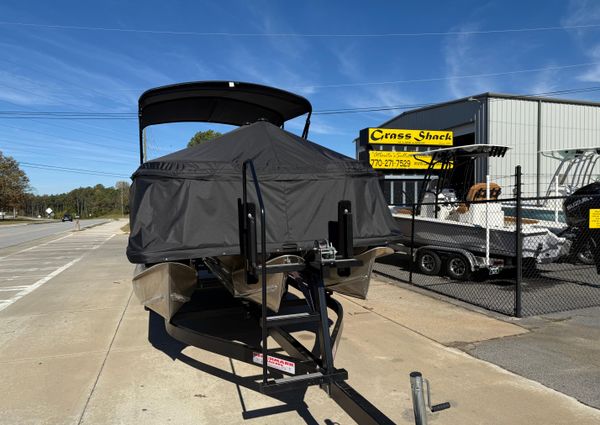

{"left": 147, "top": 309, "right": 321, "bottom": 424}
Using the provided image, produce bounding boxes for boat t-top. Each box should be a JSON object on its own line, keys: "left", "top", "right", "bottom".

{"left": 541, "top": 146, "right": 600, "bottom": 199}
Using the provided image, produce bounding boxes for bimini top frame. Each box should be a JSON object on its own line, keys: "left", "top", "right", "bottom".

{"left": 137, "top": 81, "right": 313, "bottom": 164}
{"left": 413, "top": 144, "right": 510, "bottom": 211}
{"left": 540, "top": 146, "right": 600, "bottom": 161}
{"left": 416, "top": 144, "right": 510, "bottom": 162}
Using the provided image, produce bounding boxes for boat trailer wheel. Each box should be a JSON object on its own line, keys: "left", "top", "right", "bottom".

{"left": 416, "top": 250, "right": 442, "bottom": 275}
{"left": 446, "top": 254, "right": 471, "bottom": 280}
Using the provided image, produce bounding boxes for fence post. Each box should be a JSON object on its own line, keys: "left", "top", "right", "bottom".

{"left": 409, "top": 202, "right": 416, "bottom": 284}
{"left": 515, "top": 165, "right": 523, "bottom": 318}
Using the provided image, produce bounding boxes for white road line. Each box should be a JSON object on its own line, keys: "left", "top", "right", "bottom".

{"left": 0, "top": 233, "right": 73, "bottom": 261}
{"left": 1, "top": 267, "right": 58, "bottom": 273}
{"left": 0, "top": 257, "right": 73, "bottom": 262}
{"left": 0, "top": 258, "right": 83, "bottom": 312}
{"left": 0, "top": 234, "right": 116, "bottom": 313}
{"left": 1, "top": 275, "right": 49, "bottom": 280}
{"left": 0, "top": 286, "right": 29, "bottom": 291}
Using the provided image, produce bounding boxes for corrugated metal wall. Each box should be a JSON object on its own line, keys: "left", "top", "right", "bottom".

{"left": 540, "top": 102, "right": 600, "bottom": 196}
{"left": 487, "top": 98, "right": 539, "bottom": 196}
{"left": 487, "top": 98, "right": 600, "bottom": 198}
{"left": 382, "top": 100, "right": 479, "bottom": 131}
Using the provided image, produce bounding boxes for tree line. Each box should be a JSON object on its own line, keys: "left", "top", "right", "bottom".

{"left": 2, "top": 130, "right": 220, "bottom": 218}
{"left": 21, "top": 182, "right": 130, "bottom": 218}
{"left": 0, "top": 151, "right": 30, "bottom": 217}
{"left": 1, "top": 149, "right": 129, "bottom": 218}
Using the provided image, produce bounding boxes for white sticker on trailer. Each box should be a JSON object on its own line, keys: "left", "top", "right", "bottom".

{"left": 252, "top": 352, "right": 296, "bottom": 374}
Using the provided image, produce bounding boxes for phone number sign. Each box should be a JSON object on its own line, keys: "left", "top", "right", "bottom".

{"left": 369, "top": 151, "right": 446, "bottom": 170}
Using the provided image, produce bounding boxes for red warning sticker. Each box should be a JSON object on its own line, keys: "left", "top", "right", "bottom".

{"left": 252, "top": 352, "right": 296, "bottom": 374}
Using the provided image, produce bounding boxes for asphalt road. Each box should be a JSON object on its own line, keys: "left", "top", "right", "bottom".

{"left": 0, "top": 219, "right": 108, "bottom": 250}
{"left": 466, "top": 307, "right": 600, "bottom": 409}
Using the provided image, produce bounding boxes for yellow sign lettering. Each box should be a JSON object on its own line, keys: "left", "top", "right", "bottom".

{"left": 363, "top": 128, "right": 453, "bottom": 146}
{"left": 368, "top": 151, "right": 450, "bottom": 170}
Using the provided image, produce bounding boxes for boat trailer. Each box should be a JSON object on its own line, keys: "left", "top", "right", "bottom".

{"left": 157, "top": 160, "right": 449, "bottom": 424}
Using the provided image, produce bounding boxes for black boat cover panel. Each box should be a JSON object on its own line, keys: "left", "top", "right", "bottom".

{"left": 139, "top": 81, "right": 312, "bottom": 129}
{"left": 127, "top": 121, "right": 398, "bottom": 264}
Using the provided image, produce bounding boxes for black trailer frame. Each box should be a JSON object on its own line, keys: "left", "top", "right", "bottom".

{"left": 159, "top": 159, "right": 396, "bottom": 424}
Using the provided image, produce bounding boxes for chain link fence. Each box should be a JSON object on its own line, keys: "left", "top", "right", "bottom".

{"left": 375, "top": 170, "right": 600, "bottom": 317}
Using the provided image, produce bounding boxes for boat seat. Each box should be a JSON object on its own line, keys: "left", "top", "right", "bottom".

{"left": 467, "top": 182, "right": 502, "bottom": 202}
{"left": 456, "top": 182, "right": 502, "bottom": 214}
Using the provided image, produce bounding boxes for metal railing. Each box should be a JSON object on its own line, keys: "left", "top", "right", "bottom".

{"left": 241, "top": 159, "right": 269, "bottom": 384}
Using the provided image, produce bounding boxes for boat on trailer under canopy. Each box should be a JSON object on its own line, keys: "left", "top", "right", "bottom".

{"left": 125, "top": 81, "right": 410, "bottom": 423}
{"left": 128, "top": 81, "right": 398, "bottom": 317}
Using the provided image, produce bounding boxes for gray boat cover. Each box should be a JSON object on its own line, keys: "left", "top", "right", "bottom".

{"left": 127, "top": 121, "right": 398, "bottom": 264}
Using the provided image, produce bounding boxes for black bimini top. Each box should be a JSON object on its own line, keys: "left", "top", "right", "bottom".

{"left": 138, "top": 81, "right": 312, "bottom": 130}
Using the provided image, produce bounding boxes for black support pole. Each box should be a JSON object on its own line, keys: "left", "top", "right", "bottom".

{"left": 242, "top": 160, "right": 269, "bottom": 385}
{"left": 515, "top": 165, "right": 523, "bottom": 317}
{"left": 138, "top": 115, "right": 144, "bottom": 165}
{"left": 409, "top": 202, "right": 416, "bottom": 284}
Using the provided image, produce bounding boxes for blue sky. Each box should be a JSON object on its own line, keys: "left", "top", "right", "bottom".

{"left": 2, "top": 0, "right": 600, "bottom": 194}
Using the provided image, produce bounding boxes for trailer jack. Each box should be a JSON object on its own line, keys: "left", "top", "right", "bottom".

{"left": 410, "top": 371, "right": 451, "bottom": 425}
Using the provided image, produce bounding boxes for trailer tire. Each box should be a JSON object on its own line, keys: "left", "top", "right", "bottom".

{"left": 416, "top": 250, "right": 442, "bottom": 275}
{"left": 446, "top": 254, "right": 472, "bottom": 281}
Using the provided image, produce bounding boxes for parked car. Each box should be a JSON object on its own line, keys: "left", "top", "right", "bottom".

{"left": 62, "top": 214, "right": 73, "bottom": 222}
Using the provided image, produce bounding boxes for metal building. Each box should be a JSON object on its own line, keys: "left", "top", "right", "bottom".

{"left": 357, "top": 93, "right": 600, "bottom": 204}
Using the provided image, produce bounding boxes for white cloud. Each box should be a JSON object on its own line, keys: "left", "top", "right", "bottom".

{"left": 562, "top": 0, "right": 600, "bottom": 27}
{"left": 220, "top": 41, "right": 319, "bottom": 96}
{"left": 530, "top": 65, "right": 560, "bottom": 94}
{"left": 340, "top": 86, "right": 416, "bottom": 120}
{"left": 333, "top": 44, "right": 363, "bottom": 81}
{"left": 286, "top": 117, "right": 352, "bottom": 136}
{"left": 442, "top": 24, "right": 492, "bottom": 98}
{"left": 0, "top": 28, "right": 179, "bottom": 111}
{"left": 561, "top": 0, "right": 600, "bottom": 83}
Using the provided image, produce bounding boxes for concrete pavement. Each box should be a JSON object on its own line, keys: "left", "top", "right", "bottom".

{"left": 1, "top": 221, "right": 599, "bottom": 424}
